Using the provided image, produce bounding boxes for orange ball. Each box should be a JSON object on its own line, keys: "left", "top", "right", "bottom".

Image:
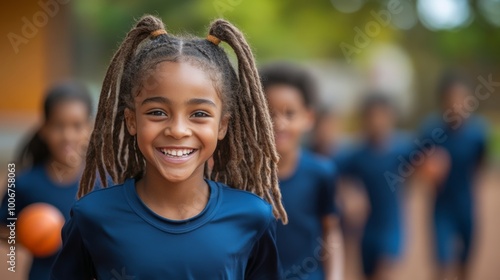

{"left": 17, "top": 203, "right": 65, "bottom": 257}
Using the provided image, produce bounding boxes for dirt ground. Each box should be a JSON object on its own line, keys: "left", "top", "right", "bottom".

{"left": 0, "top": 165, "right": 499, "bottom": 280}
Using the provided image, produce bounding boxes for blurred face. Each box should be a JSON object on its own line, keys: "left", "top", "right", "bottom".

{"left": 125, "top": 61, "right": 228, "bottom": 184}
{"left": 442, "top": 83, "right": 470, "bottom": 113}
{"left": 313, "top": 113, "right": 340, "bottom": 152}
{"left": 363, "top": 105, "right": 394, "bottom": 142}
{"left": 266, "top": 84, "right": 313, "bottom": 157}
{"left": 40, "top": 101, "right": 91, "bottom": 168}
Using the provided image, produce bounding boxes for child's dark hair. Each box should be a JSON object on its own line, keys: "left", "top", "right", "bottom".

{"left": 437, "top": 70, "right": 473, "bottom": 102}
{"left": 78, "top": 15, "right": 287, "bottom": 223}
{"left": 17, "top": 81, "right": 93, "bottom": 170}
{"left": 260, "top": 62, "right": 318, "bottom": 108}
{"left": 360, "top": 92, "right": 395, "bottom": 116}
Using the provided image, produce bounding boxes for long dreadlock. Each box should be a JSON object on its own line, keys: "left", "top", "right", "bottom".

{"left": 78, "top": 15, "right": 287, "bottom": 223}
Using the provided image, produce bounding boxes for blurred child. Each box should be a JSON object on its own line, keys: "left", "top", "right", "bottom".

{"left": 0, "top": 81, "right": 93, "bottom": 280}
{"left": 261, "top": 63, "right": 343, "bottom": 280}
{"left": 418, "top": 72, "right": 489, "bottom": 280}
{"left": 51, "top": 15, "right": 287, "bottom": 279}
{"left": 339, "top": 93, "right": 411, "bottom": 280}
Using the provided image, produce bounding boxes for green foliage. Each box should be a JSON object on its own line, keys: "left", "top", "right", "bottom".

{"left": 72, "top": 0, "right": 500, "bottom": 79}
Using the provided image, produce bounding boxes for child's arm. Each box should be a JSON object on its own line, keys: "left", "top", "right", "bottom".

{"left": 321, "top": 215, "right": 344, "bottom": 280}
{"left": 244, "top": 218, "right": 282, "bottom": 280}
{"left": 319, "top": 162, "right": 344, "bottom": 280}
{"left": 51, "top": 205, "right": 95, "bottom": 280}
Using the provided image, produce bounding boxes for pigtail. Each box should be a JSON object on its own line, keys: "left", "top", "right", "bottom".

{"left": 208, "top": 20, "right": 288, "bottom": 223}
{"left": 78, "top": 15, "right": 166, "bottom": 198}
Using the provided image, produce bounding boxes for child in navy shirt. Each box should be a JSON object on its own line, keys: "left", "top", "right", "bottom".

{"left": 0, "top": 82, "right": 93, "bottom": 280}
{"left": 340, "top": 94, "right": 412, "bottom": 280}
{"left": 261, "top": 63, "right": 344, "bottom": 280}
{"left": 419, "top": 73, "right": 489, "bottom": 280}
{"left": 51, "top": 15, "right": 287, "bottom": 280}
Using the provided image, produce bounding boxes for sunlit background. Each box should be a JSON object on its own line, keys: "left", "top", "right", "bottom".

{"left": 1, "top": 0, "right": 499, "bottom": 279}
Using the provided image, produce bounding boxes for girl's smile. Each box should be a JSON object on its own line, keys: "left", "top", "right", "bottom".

{"left": 156, "top": 146, "right": 197, "bottom": 164}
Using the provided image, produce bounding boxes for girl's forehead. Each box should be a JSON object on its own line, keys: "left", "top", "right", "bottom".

{"left": 134, "top": 61, "right": 221, "bottom": 105}
{"left": 143, "top": 61, "right": 213, "bottom": 87}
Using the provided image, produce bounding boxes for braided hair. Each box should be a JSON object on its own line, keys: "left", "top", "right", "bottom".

{"left": 78, "top": 15, "right": 287, "bottom": 223}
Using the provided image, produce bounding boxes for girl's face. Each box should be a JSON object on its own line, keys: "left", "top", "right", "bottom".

{"left": 125, "top": 61, "right": 228, "bottom": 184}
{"left": 40, "top": 101, "right": 91, "bottom": 168}
{"left": 266, "top": 84, "right": 313, "bottom": 157}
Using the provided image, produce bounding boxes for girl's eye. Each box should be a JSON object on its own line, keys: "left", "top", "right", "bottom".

{"left": 285, "top": 110, "right": 296, "bottom": 119}
{"left": 192, "top": 111, "right": 210, "bottom": 118}
{"left": 147, "top": 110, "right": 167, "bottom": 117}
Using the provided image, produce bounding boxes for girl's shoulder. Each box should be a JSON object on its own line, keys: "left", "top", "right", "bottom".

{"left": 14, "top": 165, "right": 49, "bottom": 191}
{"left": 16, "top": 164, "right": 43, "bottom": 179}
{"left": 72, "top": 180, "right": 128, "bottom": 219}
{"left": 214, "top": 181, "right": 274, "bottom": 224}
{"left": 79, "top": 180, "right": 125, "bottom": 200}
{"left": 216, "top": 182, "right": 272, "bottom": 211}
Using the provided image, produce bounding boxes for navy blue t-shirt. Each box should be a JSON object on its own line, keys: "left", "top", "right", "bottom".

{"left": 0, "top": 165, "right": 79, "bottom": 280}
{"left": 276, "top": 150, "right": 337, "bottom": 280}
{"left": 419, "top": 114, "right": 488, "bottom": 208}
{"left": 51, "top": 178, "right": 281, "bottom": 280}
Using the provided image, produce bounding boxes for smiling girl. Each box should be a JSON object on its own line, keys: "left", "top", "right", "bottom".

{"left": 50, "top": 15, "right": 287, "bottom": 280}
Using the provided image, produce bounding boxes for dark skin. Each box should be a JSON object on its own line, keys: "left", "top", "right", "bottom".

{"left": 40, "top": 101, "right": 92, "bottom": 185}
{"left": 124, "top": 61, "right": 228, "bottom": 220}
{"left": 265, "top": 84, "right": 314, "bottom": 179}
{"left": 362, "top": 105, "right": 395, "bottom": 149}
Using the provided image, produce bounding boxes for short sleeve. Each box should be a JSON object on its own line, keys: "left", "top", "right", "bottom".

{"left": 244, "top": 218, "right": 282, "bottom": 280}
{"left": 318, "top": 162, "right": 337, "bottom": 217}
{"left": 51, "top": 205, "right": 95, "bottom": 280}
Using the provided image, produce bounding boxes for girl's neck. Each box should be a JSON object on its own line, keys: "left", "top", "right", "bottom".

{"left": 136, "top": 166, "right": 209, "bottom": 221}
{"left": 45, "top": 159, "right": 82, "bottom": 186}
{"left": 277, "top": 148, "right": 300, "bottom": 179}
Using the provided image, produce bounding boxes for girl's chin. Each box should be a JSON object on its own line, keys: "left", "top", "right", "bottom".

{"left": 50, "top": 157, "right": 83, "bottom": 169}
{"left": 159, "top": 174, "right": 192, "bottom": 184}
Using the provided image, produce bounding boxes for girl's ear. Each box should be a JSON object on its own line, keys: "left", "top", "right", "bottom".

{"left": 124, "top": 108, "right": 137, "bottom": 136}
{"left": 218, "top": 114, "right": 229, "bottom": 140}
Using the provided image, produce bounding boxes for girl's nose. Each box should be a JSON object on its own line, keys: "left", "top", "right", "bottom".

{"left": 165, "top": 117, "right": 192, "bottom": 139}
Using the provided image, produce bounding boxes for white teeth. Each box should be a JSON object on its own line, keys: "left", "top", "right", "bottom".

{"left": 159, "top": 148, "right": 194, "bottom": 157}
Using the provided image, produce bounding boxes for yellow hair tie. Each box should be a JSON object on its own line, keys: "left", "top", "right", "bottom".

{"left": 207, "top": 34, "right": 221, "bottom": 45}
{"left": 150, "top": 29, "right": 167, "bottom": 38}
